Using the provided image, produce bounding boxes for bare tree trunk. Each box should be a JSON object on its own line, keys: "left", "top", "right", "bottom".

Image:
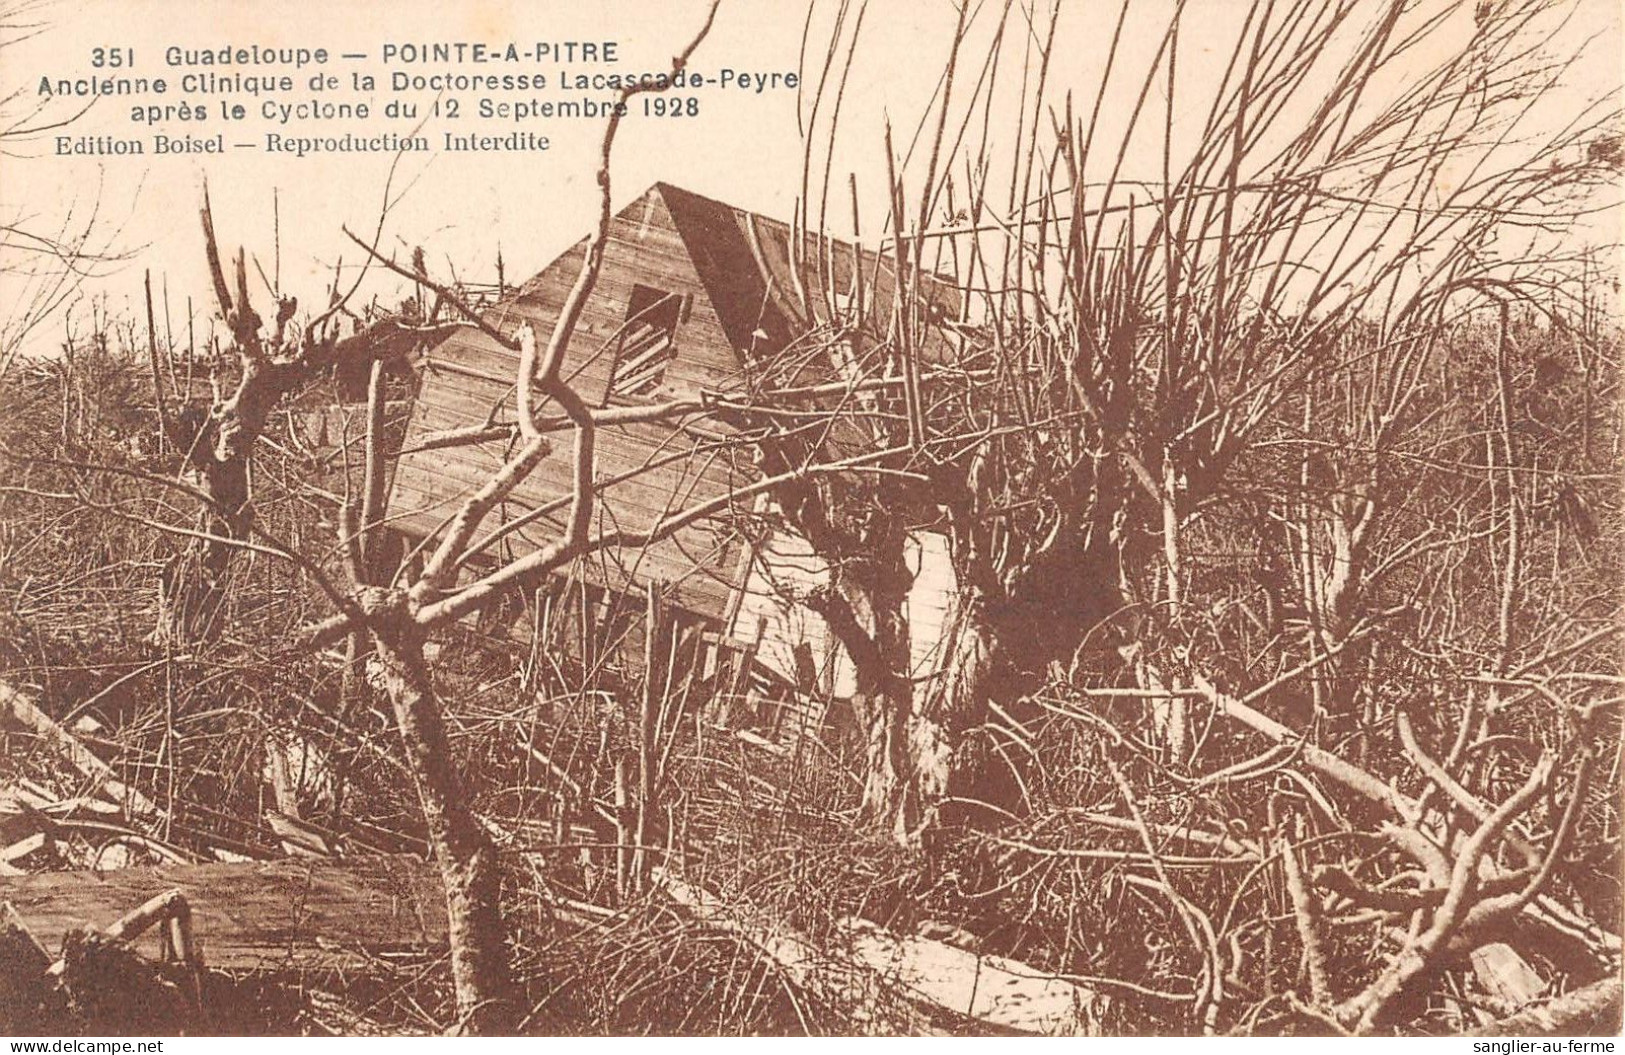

{"left": 932, "top": 512, "right": 1126, "bottom": 816}
{"left": 923, "top": 587, "right": 1019, "bottom": 826}
{"left": 153, "top": 418, "right": 252, "bottom": 645}
{"left": 360, "top": 587, "right": 513, "bottom": 1034}
{"left": 810, "top": 564, "right": 929, "bottom": 844}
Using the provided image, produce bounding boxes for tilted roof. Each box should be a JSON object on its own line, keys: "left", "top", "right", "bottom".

{"left": 644, "top": 181, "right": 962, "bottom": 370}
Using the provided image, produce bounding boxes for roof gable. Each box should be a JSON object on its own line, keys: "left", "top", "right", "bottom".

{"left": 655, "top": 183, "right": 802, "bottom": 356}
{"left": 652, "top": 183, "right": 962, "bottom": 371}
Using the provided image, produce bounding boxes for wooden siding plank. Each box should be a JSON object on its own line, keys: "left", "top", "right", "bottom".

{"left": 0, "top": 856, "right": 446, "bottom": 969}
{"left": 386, "top": 491, "right": 742, "bottom": 620}
{"left": 390, "top": 442, "right": 743, "bottom": 521}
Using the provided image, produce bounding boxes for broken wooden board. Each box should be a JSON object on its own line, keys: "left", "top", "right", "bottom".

{"left": 1, "top": 681, "right": 160, "bottom": 820}
{"left": 0, "top": 856, "right": 446, "bottom": 970}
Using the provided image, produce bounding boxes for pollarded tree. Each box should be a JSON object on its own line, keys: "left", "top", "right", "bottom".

{"left": 147, "top": 192, "right": 460, "bottom": 646}
{"left": 754, "top": 0, "right": 1621, "bottom": 848}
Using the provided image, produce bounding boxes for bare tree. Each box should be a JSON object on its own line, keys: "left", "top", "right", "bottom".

{"left": 755, "top": 0, "right": 1622, "bottom": 855}
{"left": 0, "top": 0, "right": 138, "bottom": 378}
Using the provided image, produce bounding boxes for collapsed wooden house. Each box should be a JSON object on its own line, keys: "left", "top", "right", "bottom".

{"left": 388, "top": 183, "right": 964, "bottom": 736}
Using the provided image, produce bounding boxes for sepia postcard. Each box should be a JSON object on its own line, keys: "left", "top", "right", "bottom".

{"left": 0, "top": 0, "right": 1621, "bottom": 1040}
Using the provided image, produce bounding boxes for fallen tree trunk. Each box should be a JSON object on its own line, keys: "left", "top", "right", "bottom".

{"left": 1469, "top": 975, "right": 1623, "bottom": 1036}
{"left": 651, "top": 866, "right": 940, "bottom": 1033}
{"left": 836, "top": 916, "right": 1102, "bottom": 1034}
{"left": 0, "top": 856, "right": 446, "bottom": 969}
{"left": 652, "top": 867, "right": 1099, "bottom": 1035}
